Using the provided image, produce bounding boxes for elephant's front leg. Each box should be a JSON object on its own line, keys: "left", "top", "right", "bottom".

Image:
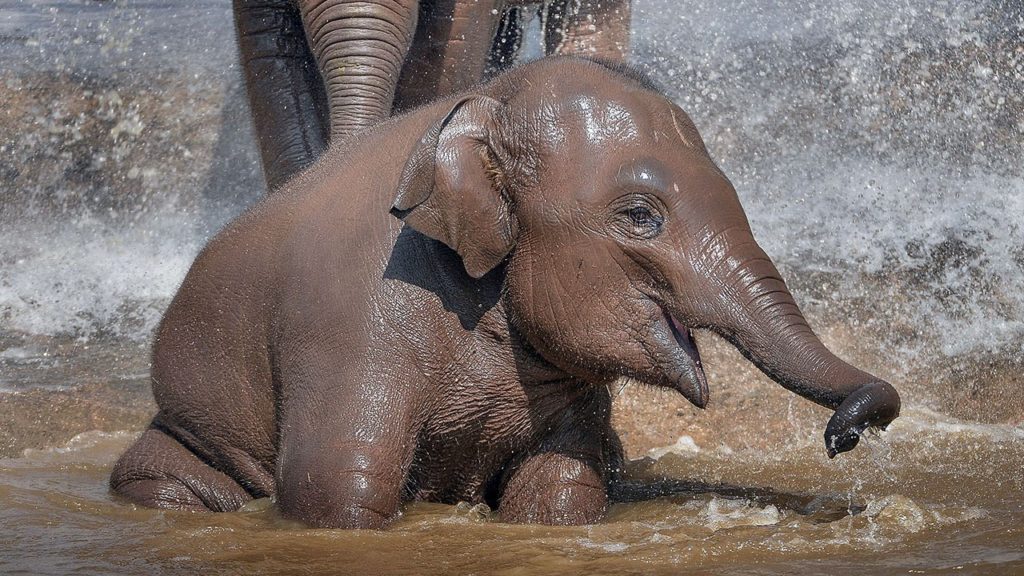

{"left": 275, "top": 362, "right": 418, "bottom": 528}
{"left": 499, "top": 449, "right": 608, "bottom": 525}
{"left": 278, "top": 435, "right": 414, "bottom": 528}
{"left": 394, "top": 0, "right": 505, "bottom": 112}
{"left": 498, "top": 386, "right": 617, "bottom": 525}
{"left": 543, "top": 0, "right": 631, "bottom": 62}
{"left": 297, "top": 0, "right": 420, "bottom": 141}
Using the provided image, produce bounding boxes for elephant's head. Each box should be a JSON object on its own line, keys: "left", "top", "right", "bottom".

{"left": 392, "top": 58, "right": 899, "bottom": 457}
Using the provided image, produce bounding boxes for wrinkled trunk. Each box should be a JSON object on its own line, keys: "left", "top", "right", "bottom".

{"left": 234, "top": 0, "right": 329, "bottom": 190}
{"left": 699, "top": 235, "right": 900, "bottom": 457}
{"left": 298, "top": 0, "right": 419, "bottom": 141}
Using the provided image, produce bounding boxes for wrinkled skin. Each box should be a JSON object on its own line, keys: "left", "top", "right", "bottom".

{"left": 110, "top": 57, "right": 900, "bottom": 528}
{"left": 232, "top": 0, "right": 630, "bottom": 190}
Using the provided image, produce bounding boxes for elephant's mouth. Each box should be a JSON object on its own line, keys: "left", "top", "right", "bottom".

{"left": 665, "top": 312, "right": 709, "bottom": 409}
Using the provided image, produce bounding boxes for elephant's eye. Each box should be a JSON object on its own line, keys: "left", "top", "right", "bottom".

{"left": 621, "top": 204, "right": 664, "bottom": 239}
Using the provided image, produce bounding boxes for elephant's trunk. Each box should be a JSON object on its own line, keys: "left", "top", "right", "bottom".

{"left": 299, "top": 0, "right": 419, "bottom": 141}
{"left": 696, "top": 232, "right": 900, "bottom": 456}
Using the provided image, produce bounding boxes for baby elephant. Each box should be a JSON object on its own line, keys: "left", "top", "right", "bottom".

{"left": 110, "top": 57, "right": 899, "bottom": 528}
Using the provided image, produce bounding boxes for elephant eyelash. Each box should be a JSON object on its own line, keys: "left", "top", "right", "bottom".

{"left": 613, "top": 195, "right": 665, "bottom": 239}
{"left": 626, "top": 206, "right": 663, "bottom": 229}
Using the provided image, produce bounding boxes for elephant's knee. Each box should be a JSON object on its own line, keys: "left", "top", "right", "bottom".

{"left": 499, "top": 452, "right": 608, "bottom": 525}
{"left": 277, "top": 458, "right": 401, "bottom": 528}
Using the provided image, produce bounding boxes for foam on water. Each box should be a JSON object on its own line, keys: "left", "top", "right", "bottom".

{"left": 701, "top": 497, "right": 782, "bottom": 531}
{"left": 647, "top": 435, "right": 702, "bottom": 459}
{"left": 17, "top": 429, "right": 135, "bottom": 461}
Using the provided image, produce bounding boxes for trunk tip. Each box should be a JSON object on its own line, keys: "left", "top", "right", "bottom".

{"left": 823, "top": 380, "right": 900, "bottom": 457}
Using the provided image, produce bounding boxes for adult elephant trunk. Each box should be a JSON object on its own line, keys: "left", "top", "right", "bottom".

{"left": 298, "top": 0, "right": 419, "bottom": 141}
{"left": 691, "top": 231, "right": 900, "bottom": 457}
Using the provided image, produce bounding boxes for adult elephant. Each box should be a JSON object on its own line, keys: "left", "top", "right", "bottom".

{"left": 232, "top": 0, "right": 631, "bottom": 190}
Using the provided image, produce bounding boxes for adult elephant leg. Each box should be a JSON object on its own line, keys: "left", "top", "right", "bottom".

{"left": 298, "top": 0, "right": 419, "bottom": 141}
{"left": 233, "top": 0, "right": 328, "bottom": 191}
{"left": 394, "top": 0, "right": 505, "bottom": 113}
{"left": 543, "top": 0, "right": 631, "bottom": 62}
{"left": 485, "top": 6, "right": 525, "bottom": 76}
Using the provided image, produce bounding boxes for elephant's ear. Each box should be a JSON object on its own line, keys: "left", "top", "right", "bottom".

{"left": 391, "top": 96, "right": 517, "bottom": 279}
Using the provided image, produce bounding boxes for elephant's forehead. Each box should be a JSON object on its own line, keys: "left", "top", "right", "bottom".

{"left": 537, "top": 93, "right": 643, "bottom": 148}
{"left": 533, "top": 91, "right": 702, "bottom": 156}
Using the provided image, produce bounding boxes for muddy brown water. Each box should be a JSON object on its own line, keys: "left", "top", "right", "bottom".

{"left": 2, "top": 418, "right": 1022, "bottom": 575}
{"left": 2, "top": 337, "right": 1022, "bottom": 575}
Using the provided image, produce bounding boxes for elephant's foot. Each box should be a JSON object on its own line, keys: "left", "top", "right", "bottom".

{"left": 110, "top": 427, "right": 253, "bottom": 512}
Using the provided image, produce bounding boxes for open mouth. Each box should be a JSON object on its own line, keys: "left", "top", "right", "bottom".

{"left": 664, "top": 311, "right": 709, "bottom": 408}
